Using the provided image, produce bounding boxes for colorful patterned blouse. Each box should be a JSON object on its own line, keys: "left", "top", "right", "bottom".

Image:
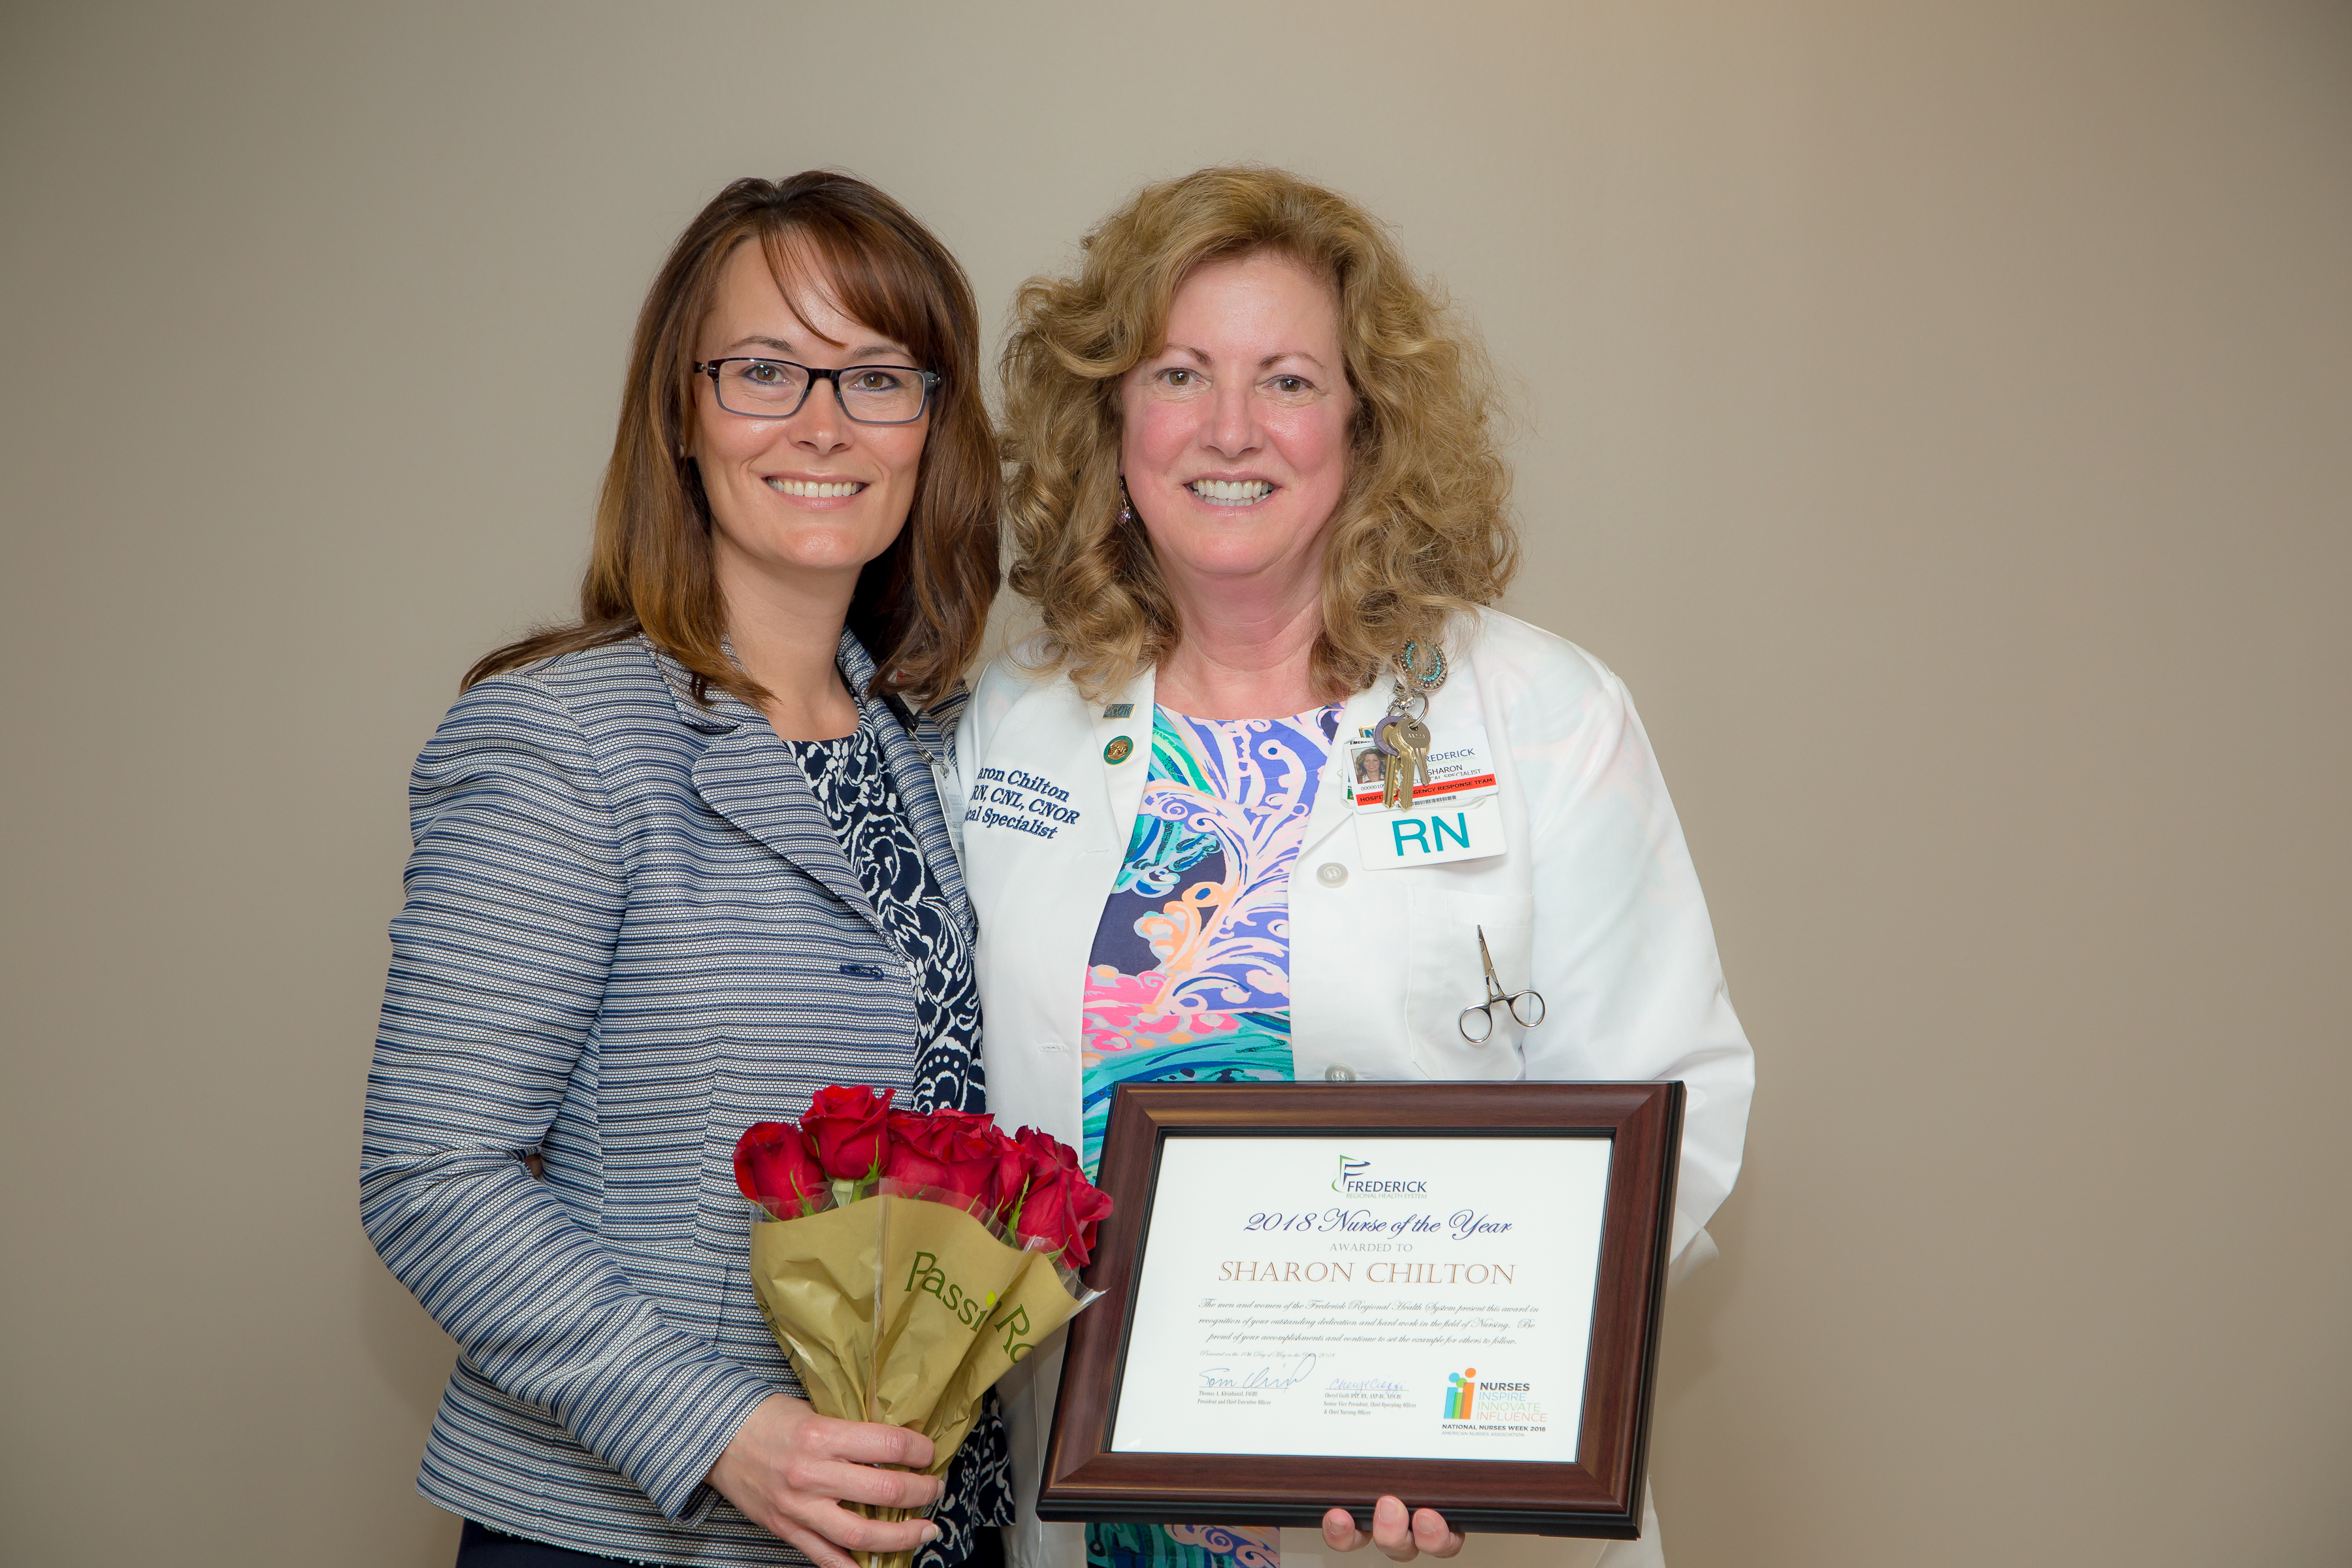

{"left": 1079, "top": 702, "right": 1341, "bottom": 1568}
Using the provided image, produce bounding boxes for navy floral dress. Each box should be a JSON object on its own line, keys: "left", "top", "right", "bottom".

{"left": 791, "top": 715, "right": 1011, "bottom": 1567}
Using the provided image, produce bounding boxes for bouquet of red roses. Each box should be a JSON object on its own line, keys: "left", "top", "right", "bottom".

{"left": 732, "top": 1086, "right": 1110, "bottom": 1568}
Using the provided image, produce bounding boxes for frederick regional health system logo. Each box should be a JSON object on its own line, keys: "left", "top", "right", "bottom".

{"left": 1332, "top": 1155, "right": 1428, "bottom": 1196}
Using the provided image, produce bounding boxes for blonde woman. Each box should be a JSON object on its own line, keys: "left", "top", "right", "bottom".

{"left": 954, "top": 167, "right": 1754, "bottom": 1568}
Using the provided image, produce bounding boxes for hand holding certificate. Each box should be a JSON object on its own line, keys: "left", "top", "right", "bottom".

{"left": 1039, "top": 1082, "right": 1683, "bottom": 1540}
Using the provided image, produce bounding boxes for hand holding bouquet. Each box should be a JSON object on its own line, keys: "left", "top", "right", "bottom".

{"left": 732, "top": 1088, "right": 1111, "bottom": 1568}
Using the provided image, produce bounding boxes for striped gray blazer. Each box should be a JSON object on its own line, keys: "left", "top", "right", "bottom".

{"left": 362, "top": 632, "right": 969, "bottom": 1564}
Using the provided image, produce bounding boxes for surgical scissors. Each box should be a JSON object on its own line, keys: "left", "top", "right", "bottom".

{"left": 1458, "top": 925, "right": 1546, "bottom": 1043}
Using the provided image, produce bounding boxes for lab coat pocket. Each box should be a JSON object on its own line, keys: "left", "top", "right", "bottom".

{"left": 1405, "top": 888, "right": 1535, "bottom": 1080}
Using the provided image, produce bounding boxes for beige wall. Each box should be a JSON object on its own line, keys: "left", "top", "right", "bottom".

{"left": 5, "top": 2, "right": 2348, "bottom": 1563}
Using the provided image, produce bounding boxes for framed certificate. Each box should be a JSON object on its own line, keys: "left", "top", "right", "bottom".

{"left": 1036, "top": 1082, "right": 1683, "bottom": 1539}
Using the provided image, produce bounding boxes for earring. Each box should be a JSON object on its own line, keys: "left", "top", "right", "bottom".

{"left": 1117, "top": 478, "right": 1137, "bottom": 526}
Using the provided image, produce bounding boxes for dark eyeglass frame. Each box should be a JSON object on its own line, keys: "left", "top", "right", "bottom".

{"left": 691, "top": 357, "right": 943, "bottom": 425}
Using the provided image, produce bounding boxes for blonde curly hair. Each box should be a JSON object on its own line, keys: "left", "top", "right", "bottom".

{"left": 1000, "top": 165, "right": 1518, "bottom": 700}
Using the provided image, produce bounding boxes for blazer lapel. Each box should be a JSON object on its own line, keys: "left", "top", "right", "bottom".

{"left": 653, "top": 642, "right": 881, "bottom": 930}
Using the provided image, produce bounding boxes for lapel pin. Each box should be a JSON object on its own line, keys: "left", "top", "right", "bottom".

{"left": 1102, "top": 703, "right": 1134, "bottom": 719}
{"left": 1103, "top": 736, "right": 1135, "bottom": 764}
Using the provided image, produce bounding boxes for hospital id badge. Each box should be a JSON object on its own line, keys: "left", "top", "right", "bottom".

{"left": 1346, "top": 719, "right": 1505, "bottom": 868}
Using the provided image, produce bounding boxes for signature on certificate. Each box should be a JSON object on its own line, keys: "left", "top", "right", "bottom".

{"left": 1198, "top": 1354, "right": 1317, "bottom": 1390}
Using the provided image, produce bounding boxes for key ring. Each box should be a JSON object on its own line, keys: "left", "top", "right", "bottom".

{"left": 1367, "top": 642, "right": 1445, "bottom": 811}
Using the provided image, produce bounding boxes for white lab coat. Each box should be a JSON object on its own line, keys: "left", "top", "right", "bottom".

{"left": 949, "top": 608, "right": 1754, "bottom": 1568}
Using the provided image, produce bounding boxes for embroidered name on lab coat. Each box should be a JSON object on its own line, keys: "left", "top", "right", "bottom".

{"left": 967, "top": 766, "right": 1083, "bottom": 840}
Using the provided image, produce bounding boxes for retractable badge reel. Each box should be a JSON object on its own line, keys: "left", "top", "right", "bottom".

{"left": 1367, "top": 642, "right": 1447, "bottom": 809}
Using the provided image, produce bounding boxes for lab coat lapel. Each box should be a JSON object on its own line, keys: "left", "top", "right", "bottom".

{"left": 1298, "top": 682, "right": 1397, "bottom": 856}
{"left": 1091, "top": 666, "right": 1156, "bottom": 851}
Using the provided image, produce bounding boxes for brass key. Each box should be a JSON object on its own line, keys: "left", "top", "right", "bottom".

{"left": 1396, "top": 716, "right": 1431, "bottom": 789}
{"left": 1386, "top": 715, "right": 1431, "bottom": 807}
{"left": 1377, "top": 715, "right": 1428, "bottom": 809}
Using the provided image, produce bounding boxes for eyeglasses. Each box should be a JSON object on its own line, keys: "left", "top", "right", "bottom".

{"left": 692, "top": 357, "right": 941, "bottom": 425}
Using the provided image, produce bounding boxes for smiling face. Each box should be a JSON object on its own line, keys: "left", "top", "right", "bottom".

{"left": 689, "top": 238, "right": 930, "bottom": 598}
{"left": 1119, "top": 250, "right": 1356, "bottom": 598}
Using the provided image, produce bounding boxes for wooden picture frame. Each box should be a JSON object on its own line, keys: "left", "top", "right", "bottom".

{"left": 1036, "top": 1081, "right": 1684, "bottom": 1539}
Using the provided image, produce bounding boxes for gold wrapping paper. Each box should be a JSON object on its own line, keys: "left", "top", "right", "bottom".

{"left": 747, "top": 1194, "right": 1090, "bottom": 1568}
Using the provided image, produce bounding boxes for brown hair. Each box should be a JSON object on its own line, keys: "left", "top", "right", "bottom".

{"left": 466, "top": 173, "right": 998, "bottom": 707}
{"left": 999, "top": 165, "right": 1515, "bottom": 700}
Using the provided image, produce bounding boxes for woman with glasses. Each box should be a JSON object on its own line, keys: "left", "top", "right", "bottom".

{"left": 363, "top": 174, "right": 1007, "bottom": 1568}
{"left": 955, "top": 167, "right": 1755, "bottom": 1568}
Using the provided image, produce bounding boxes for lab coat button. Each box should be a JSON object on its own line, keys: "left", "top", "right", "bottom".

{"left": 1315, "top": 862, "right": 1348, "bottom": 888}
{"left": 1324, "top": 1063, "right": 1358, "bottom": 1083}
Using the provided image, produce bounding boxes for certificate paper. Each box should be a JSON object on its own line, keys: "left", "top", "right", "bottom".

{"left": 1109, "top": 1135, "right": 1610, "bottom": 1464}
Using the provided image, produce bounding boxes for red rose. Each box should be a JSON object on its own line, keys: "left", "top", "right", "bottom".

{"left": 1002, "top": 1126, "right": 1066, "bottom": 1226}
{"left": 800, "top": 1085, "right": 895, "bottom": 1181}
{"left": 1009, "top": 1127, "right": 1114, "bottom": 1269}
{"left": 982, "top": 1124, "right": 1028, "bottom": 1216}
{"left": 733, "top": 1121, "right": 826, "bottom": 1219}
{"left": 882, "top": 1108, "right": 1015, "bottom": 1209}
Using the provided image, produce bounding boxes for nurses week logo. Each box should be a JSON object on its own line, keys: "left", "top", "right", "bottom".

{"left": 1441, "top": 1366, "right": 1542, "bottom": 1428}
